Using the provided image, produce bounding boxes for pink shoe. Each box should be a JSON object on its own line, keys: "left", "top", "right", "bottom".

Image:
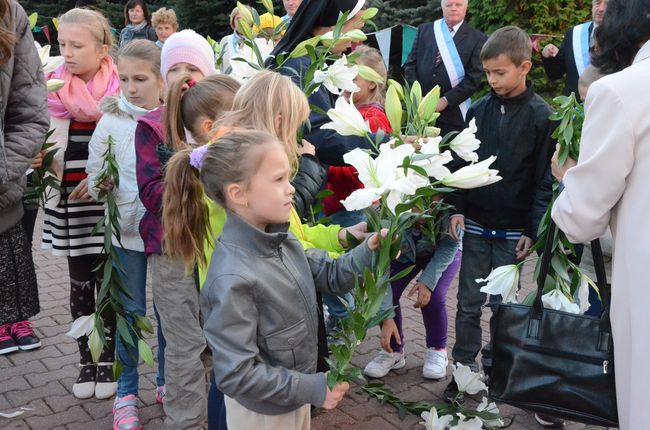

{"left": 113, "top": 395, "right": 141, "bottom": 430}
{"left": 155, "top": 385, "right": 166, "bottom": 405}
{"left": 11, "top": 320, "right": 41, "bottom": 351}
{"left": 0, "top": 323, "right": 19, "bottom": 355}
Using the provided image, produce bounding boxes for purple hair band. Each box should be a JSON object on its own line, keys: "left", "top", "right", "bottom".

{"left": 189, "top": 144, "right": 209, "bottom": 169}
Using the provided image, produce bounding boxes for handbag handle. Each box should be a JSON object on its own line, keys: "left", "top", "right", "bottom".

{"left": 533, "top": 220, "right": 611, "bottom": 321}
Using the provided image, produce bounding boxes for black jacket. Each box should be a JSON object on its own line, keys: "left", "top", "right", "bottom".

{"left": 452, "top": 84, "right": 556, "bottom": 237}
{"left": 279, "top": 56, "right": 376, "bottom": 166}
{"left": 292, "top": 154, "right": 327, "bottom": 221}
{"left": 404, "top": 21, "right": 487, "bottom": 133}
{"left": 541, "top": 23, "right": 594, "bottom": 99}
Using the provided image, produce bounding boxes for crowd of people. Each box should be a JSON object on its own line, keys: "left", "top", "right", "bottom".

{"left": 1, "top": 0, "right": 649, "bottom": 428}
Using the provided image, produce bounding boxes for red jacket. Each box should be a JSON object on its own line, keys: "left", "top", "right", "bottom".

{"left": 323, "top": 103, "right": 392, "bottom": 216}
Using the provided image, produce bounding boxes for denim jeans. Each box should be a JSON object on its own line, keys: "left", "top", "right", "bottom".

{"left": 322, "top": 209, "right": 365, "bottom": 319}
{"left": 451, "top": 234, "right": 518, "bottom": 370}
{"left": 208, "top": 372, "right": 228, "bottom": 430}
{"left": 114, "top": 247, "right": 166, "bottom": 397}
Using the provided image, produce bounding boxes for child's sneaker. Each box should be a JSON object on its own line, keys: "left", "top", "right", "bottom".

{"left": 423, "top": 348, "right": 448, "bottom": 380}
{"left": 113, "top": 394, "right": 141, "bottom": 430}
{"left": 11, "top": 321, "right": 41, "bottom": 351}
{"left": 96, "top": 362, "right": 117, "bottom": 399}
{"left": 0, "top": 323, "right": 19, "bottom": 355}
{"left": 363, "top": 350, "right": 406, "bottom": 378}
{"left": 73, "top": 363, "right": 97, "bottom": 399}
{"left": 155, "top": 385, "right": 166, "bottom": 405}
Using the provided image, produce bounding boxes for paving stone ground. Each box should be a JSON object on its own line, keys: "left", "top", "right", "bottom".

{"left": 1, "top": 213, "right": 592, "bottom": 429}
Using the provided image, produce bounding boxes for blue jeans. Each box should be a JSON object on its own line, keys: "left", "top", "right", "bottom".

{"left": 114, "top": 247, "right": 166, "bottom": 397}
{"left": 322, "top": 209, "right": 365, "bottom": 319}
{"left": 208, "top": 372, "right": 228, "bottom": 430}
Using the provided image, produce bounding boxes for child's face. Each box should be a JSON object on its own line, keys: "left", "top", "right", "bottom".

{"left": 482, "top": 54, "right": 531, "bottom": 99}
{"left": 58, "top": 23, "right": 108, "bottom": 83}
{"left": 239, "top": 144, "right": 295, "bottom": 230}
{"left": 155, "top": 23, "right": 176, "bottom": 42}
{"left": 166, "top": 62, "right": 204, "bottom": 85}
{"left": 118, "top": 56, "right": 163, "bottom": 110}
{"left": 348, "top": 75, "right": 375, "bottom": 105}
{"left": 129, "top": 5, "right": 145, "bottom": 25}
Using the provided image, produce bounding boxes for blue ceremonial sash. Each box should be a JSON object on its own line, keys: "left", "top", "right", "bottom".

{"left": 572, "top": 21, "right": 592, "bottom": 77}
{"left": 433, "top": 19, "right": 471, "bottom": 120}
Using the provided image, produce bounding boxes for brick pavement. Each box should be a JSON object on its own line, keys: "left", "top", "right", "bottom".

{"left": 1, "top": 214, "right": 589, "bottom": 429}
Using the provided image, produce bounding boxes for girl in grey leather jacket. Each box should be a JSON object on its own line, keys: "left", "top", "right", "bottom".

{"left": 196, "top": 130, "right": 382, "bottom": 429}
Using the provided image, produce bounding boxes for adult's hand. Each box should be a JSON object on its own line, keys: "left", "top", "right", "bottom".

{"left": 435, "top": 97, "right": 449, "bottom": 113}
{"left": 551, "top": 144, "right": 577, "bottom": 182}
{"left": 542, "top": 44, "right": 560, "bottom": 58}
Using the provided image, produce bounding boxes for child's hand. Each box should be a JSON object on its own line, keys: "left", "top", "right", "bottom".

{"left": 407, "top": 282, "right": 432, "bottom": 308}
{"left": 515, "top": 235, "right": 533, "bottom": 260}
{"left": 449, "top": 215, "right": 465, "bottom": 241}
{"left": 338, "top": 222, "right": 369, "bottom": 248}
{"left": 367, "top": 228, "right": 389, "bottom": 251}
{"left": 380, "top": 318, "right": 401, "bottom": 353}
{"left": 31, "top": 150, "right": 45, "bottom": 169}
{"left": 68, "top": 178, "right": 93, "bottom": 201}
{"left": 322, "top": 381, "right": 350, "bottom": 410}
{"left": 298, "top": 139, "right": 316, "bottom": 156}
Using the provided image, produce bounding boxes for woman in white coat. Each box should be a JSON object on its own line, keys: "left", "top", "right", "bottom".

{"left": 551, "top": 1, "right": 650, "bottom": 427}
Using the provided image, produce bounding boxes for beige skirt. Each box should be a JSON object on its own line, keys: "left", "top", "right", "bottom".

{"left": 224, "top": 396, "right": 311, "bottom": 430}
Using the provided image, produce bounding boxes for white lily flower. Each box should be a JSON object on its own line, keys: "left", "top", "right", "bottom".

{"left": 450, "top": 414, "right": 484, "bottom": 430}
{"left": 66, "top": 313, "right": 95, "bottom": 339}
{"left": 47, "top": 78, "right": 65, "bottom": 92}
{"left": 477, "top": 264, "right": 519, "bottom": 304}
{"left": 417, "top": 137, "right": 454, "bottom": 180}
{"left": 476, "top": 397, "right": 505, "bottom": 427}
{"left": 320, "top": 29, "right": 367, "bottom": 43}
{"left": 449, "top": 118, "right": 481, "bottom": 163}
{"left": 574, "top": 273, "right": 592, "bottom": 314}
{"left": 321, "top": 96, "right": 371, "bottom": 137}
{"left": 34, "top": 41, "right": 64, "bottom": 73}
{"left": 542, "top": 289, "right": 580, "bottom": 314}
{"left": 341, "top": 142, "right": 425, "bottom": 213}
{"left": 229, "top": 38, "right": 275, "bottom": 82}
{"left": 441, "top": 155, "right": 502, "bottom": 189}
{"left": 421, "top": 407, "right": 454, "bottom": 430}
{"left": 314, "top": 55, "right": 359, "bottom": 95}
{"left": 452, "top": 363, "right": 487, "bottom": 395}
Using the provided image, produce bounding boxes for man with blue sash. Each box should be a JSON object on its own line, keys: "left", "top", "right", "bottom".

{"left": 404, "top": 0, "right": 487, "bottom": 135}
{"left": 541, "top": 0, "right": 608, "bottom": 100}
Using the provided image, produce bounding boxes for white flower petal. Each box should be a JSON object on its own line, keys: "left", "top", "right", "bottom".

{"left": 542, "top": 289, "right": 580, "bottom": 314}
{"left": 66, "top": 313, "right": 95, "bottom": 339}
{"left": 477, "top": 264, "right": 519, "bottom": 304}
{"left": 341, "top": 188, "right": 380, "bottom": 211}
{"left": 453, "top": 363, "right": 487, "bottom": 395}
{"left": 441, "top": 155, "right": 502, "bottom": 189}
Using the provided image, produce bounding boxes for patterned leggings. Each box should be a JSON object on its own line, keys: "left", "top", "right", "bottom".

{"left": 68, "top": 255, "right": 115, "bottom": 364}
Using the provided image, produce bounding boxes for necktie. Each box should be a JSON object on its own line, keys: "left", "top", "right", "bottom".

{"left": 435, "top": 26, "right": 455, "bottom": 66}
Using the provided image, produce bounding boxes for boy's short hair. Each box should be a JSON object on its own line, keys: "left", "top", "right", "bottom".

{"left": 152, "top": 7, "right": 178, "bottom": 29}
{"left": 480, "top": 26, "right": 532, "bottom": 66}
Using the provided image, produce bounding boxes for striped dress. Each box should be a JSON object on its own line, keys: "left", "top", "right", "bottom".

{"left": 43, "top": 121, "right": 105, "bottom": 257}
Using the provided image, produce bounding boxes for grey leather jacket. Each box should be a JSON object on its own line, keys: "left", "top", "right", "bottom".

{"left": 201, "top": 211, "right": 372, "bottom": 415}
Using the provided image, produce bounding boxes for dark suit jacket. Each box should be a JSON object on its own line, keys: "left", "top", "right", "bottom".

{"left": 541, "top": 23, "right": 594, "bottom": 98}
{"left": 404, "top": 21, "right": 487, "bottom": 133}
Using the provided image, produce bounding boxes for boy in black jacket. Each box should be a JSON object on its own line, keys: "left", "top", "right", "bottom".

{"left": 445, "top": 26, "right": 556, "bottom": 399}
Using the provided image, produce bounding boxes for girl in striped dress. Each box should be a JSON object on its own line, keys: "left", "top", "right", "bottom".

{"left": 42, "top": 8, "right": 120, "bottom": 400}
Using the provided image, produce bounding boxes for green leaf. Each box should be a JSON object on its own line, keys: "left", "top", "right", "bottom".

{"left": 327, "top": 369, "right": 338, "bottom": 389}
{"left": 138, "top": 339, "right": 155, "bottom": 367}
{"left": 113, "top": 360, "right": 123, "bottom": 379}
{"left": 89, "top": 328, "right": 103, "bottom": 363}
{"left": 117, "top": 317, "right": 135, "bottom": 347}
{"left": 135, "top": 316, "right": 154, "bottom": 334}
{"left": 28, "top": 12, "right": 38, "bottom": 30}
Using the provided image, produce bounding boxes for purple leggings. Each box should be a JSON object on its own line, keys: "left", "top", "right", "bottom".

{"left": 389, "top": 251, "right": 462, "bottom": 352}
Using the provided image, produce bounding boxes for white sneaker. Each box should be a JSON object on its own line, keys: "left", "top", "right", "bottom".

{"left": 363, "top": 350, "right": 406, "bottom": 378}
{"left": 423, "top": 348, "right": 448, "bottom": 379}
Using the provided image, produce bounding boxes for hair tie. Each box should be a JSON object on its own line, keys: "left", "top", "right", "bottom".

{"left": 187, "top": 78, "right": 197, "bottom": 88}
{"left": 189, "top": 144, "right": 209, "bottom": 169}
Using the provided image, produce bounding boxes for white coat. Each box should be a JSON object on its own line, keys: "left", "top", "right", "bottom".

{"left": 86, "top": 95, "right": 157, "bottom": 252}
{"left": 552, "top": 40, "right": 650, "bottom": 429}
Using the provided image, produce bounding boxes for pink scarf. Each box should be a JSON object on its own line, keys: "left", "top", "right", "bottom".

{"left": 47, "top": 56, "right": 120, "bottom": 122}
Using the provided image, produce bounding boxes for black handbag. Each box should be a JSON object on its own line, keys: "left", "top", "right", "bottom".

{"left": 488, "top": 221, "right": 618, "bottom": 427}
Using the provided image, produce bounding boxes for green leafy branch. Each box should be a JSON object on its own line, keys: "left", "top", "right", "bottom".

{"left": 24, "top": 129, "right": 61, "bottom": 208}
{"left": 89, "top": 135, "right": 155, "bottom": 376}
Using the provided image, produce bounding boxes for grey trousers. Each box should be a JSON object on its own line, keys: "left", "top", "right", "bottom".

{"left": 451, "top": 233, "right": 518, "bottom": 369}
{"left": 150, "top": 254, "right": 207, "bottom": 429}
